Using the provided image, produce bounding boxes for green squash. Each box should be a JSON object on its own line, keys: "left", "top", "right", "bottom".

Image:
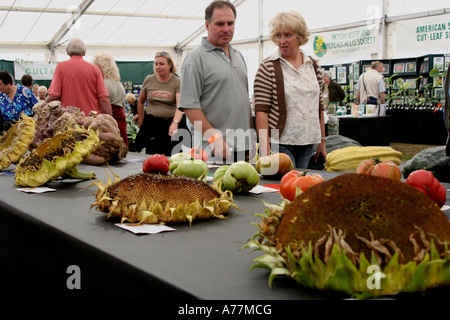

{"left": 402, "top": 146, "right": 450, "bottom": 182}
{"left": 325, "top": 135, "right": 361, "bottom": 153}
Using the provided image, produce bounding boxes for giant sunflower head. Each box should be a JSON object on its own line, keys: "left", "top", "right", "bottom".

{"left": 90, "top": 170, "right": 235, "bottom": 225}
{"left": 244, "top": 174, "right": 450, "bottom": 299}
{"left": 0, "top": 114, "right": 36, "bottom": 170}
{"left": 15, "top": 128, "right": 100, "bottom": 187}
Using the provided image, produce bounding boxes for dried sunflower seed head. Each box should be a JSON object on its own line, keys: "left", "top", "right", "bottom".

{"left": 0, "top": 114, "right": 36, "bottom": 170}
{"left": 15, "top": 128, "right": 100, "bottom": 187}
{"left": 91, "top": 171, "right": 235, "bottom": 225}
{"left": 244, "top": 174, "right": 450, "bottom": 299}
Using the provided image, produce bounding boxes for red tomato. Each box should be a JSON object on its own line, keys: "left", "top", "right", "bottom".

{"left": 405, "top": 169, "right": 446, "bottom": 207}
{"left": 279, "top": 170, "right": 325, "bottom": 201}
{"left": 190, "top": 147, "right": 209, "bottom": 163}
{"left": 356, "top": 159, "right": 402, "bottom": 181}
{"left": 143, "top": 154, "right": 169, "bottom": 174}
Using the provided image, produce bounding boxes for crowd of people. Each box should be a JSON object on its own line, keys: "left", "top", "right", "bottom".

{"left": 0, "top": 1, "right": 330, "bottom": 166}
{"left": 6, "top": 0, "right": 443, "bottom": 166}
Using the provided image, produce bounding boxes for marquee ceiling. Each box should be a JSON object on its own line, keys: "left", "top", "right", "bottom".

{"left": 0, "top": 0, "right": 448, "bottom": 55}
{"left": 0, "top": 0, "right": 219, "bottom": 52}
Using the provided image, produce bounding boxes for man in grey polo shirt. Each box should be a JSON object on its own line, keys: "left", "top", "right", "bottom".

{"left": 178, "top": 0, "right": 253, "bottom": 163}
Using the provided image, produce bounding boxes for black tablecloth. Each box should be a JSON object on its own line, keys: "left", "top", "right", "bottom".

{"left": 0, "top": 153, "right": 449, "bottom": 301}
{"left": 330, "top": 116, "right": 392, "bottom": 146}
{"left": 387, "top": 108, "right": 447, "bottom": 145}
{"left": 0, "top": 154, "right": 345, "bottom": 300}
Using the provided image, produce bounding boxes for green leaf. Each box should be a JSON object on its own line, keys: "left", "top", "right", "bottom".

{"left": 429, "top": 68, "right": 440, "bottom": 77}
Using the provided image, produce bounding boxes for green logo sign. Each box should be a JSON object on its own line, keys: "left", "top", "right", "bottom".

{"left": 313, "top": 35, "right": 327, "bottom": 57}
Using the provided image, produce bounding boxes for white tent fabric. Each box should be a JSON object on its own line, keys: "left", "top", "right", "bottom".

{"left": 1, "top": 0, "right": 449, "bottom": 61}
{"left": 1, "top": 0, "right": 449, "bottom": 93}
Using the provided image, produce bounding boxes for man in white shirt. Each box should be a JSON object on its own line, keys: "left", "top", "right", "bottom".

{"left": 356, "top": 61, "right": 386, "bottom": 105}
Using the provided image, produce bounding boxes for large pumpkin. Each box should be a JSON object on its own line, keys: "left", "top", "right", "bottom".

{"left": 356, "top": 158, "right": 402, "bottom": 181}
{"left": 279, "top": 170, "right": 325, "bottom": 201}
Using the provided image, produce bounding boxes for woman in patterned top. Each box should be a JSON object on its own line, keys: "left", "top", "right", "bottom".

{"left": 253, "top": 11, "right": 327, "bottom": 169}
{"left": 0, "top": 71, "right": 37, "bottom": 132}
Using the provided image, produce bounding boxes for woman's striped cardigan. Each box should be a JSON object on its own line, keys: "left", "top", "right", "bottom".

{"left": 253, "top": 56, "right": 324, "bottom": 139}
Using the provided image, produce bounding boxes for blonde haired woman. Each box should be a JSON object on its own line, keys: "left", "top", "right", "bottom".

{"left": 135, "top": 51, "right": 188, "bottom": 155}
{"left": 92, "top": 52, "right": 128, "bottom": 147}
{"left": 253, "top": 11, "right": 327, "bottom": 169}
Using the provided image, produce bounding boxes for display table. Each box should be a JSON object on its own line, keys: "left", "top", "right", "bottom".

{"left": 0, "top": 153, "right": 449, "bottom": 301}
{"left": 386, "top": 107, "right": 447, "bottom": 145}
{"left": 328, "top": 115, "right": 392, "bottom": 146}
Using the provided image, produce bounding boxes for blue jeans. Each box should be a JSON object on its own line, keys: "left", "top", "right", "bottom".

{"left": 272, "top": 144, "right": 314, "bottom": 169}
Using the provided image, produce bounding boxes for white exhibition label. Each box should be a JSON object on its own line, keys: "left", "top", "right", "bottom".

{"left": 17, "top": 187, "right": 57, "bottom": 194}
{"left": 115, "top": 223, "right": 176, "bottom": 234}
{"left": 249, "top": 185, "right": 279, "bottom": 194}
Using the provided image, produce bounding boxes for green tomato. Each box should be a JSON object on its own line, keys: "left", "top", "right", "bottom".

{"left": 213, "top": 165, "right": 229, "bottom": 183}
{"left": 213, "top": 165, "right": 230, "bottom": 190}
{"left": 169, "top": 153, "right": 193, "bottom": 173}
{"left": 222, "top": 161, "right": 260, "bottom": 193}
{"left": 172, "top": 159, "right": 209, "bottom": 179}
